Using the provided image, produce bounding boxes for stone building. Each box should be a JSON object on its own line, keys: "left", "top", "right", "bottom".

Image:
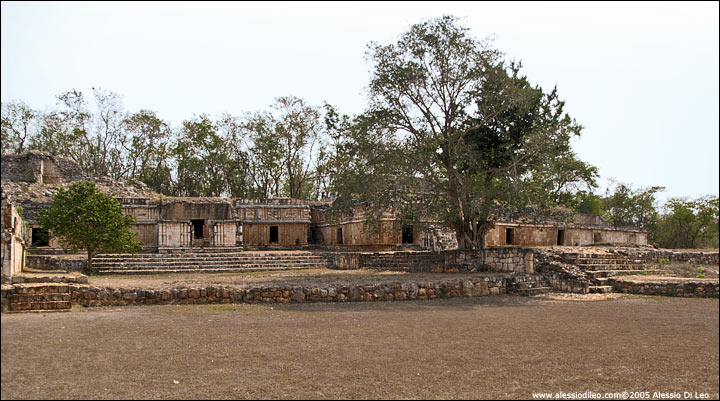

{"left": 1, "top": 151, "right": 646, "bottom": 252}
{"left": 309, "top": 202, "right": 647, "bottom": 250}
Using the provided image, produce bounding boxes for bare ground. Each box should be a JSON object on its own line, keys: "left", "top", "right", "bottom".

{"left": 2, "top": 295, "right": 718, "bottom": 400}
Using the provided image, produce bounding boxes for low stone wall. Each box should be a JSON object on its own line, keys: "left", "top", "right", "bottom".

{"left": 26, "top": 255, "right": 87, "bottom": 272}
{"left": 616, "top": 248, "right": 719, "bottom": 265}
{"left": 609, "top": 278, "right": 719, "bottom": 298}
{"left": 1, "top": 276, "right": 511, "bottom": 311}
{"left": 328, "top": 247, "right": 535, "bottom": 274}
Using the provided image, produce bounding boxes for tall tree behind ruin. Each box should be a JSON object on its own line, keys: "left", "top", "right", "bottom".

{"left": 1, "top": 100, "right": 37, "bottom": 155}
{"left": 273, "top": 96, "right": 322, "bottom": 199}
{"left": 173, "top": 115, "right": 230, "bottom": 197}
{"left": 243, "top": 97, "right": 324, "bottom": 199}
{"left": 245, "top": 112, "right": 285, "bottom": 198}
{"left": 87, "top": 87, "right": 128, "bottom": 180}
{"left": 340, "top": 15, "right": 595, "bottom": 250}
{"left": 29, "top": 90, "right": 92, "bottom": 169}
{"left": 122, "top": 110, "right": 175, "bottom": 194}
{"left": 217, "top": 113, "right": 254, "bottom": 198}
{"left": 27, "top": 88, "right": 129, "bottom": 180}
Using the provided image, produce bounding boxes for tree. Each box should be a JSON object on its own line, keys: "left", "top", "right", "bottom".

{"left": 243, "top": 97, "right": 323, "bottom": 199}
{"left": 122, "top": 110, "right": 174, "bottom": 194}
{"left": 343, "top": 15, "right": 593, "bottom": 250}
{"left": 173, "top": 115, "right": 229, "bottom": 197}
{"left": 36, "top": 181, "right": 142, "bottom": 271}
{"left": 652, "top": 196, "right": 719, "bottom": 249}
{"left": 601, "top": 182, "right": 664, "bottom": 229}
{"left": 1, "top": 101, "right": 37, "bottom": 155}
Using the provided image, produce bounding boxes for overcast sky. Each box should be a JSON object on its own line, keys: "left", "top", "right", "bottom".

{"left": 2, "top": 1, "right": 718, "bottom": 203}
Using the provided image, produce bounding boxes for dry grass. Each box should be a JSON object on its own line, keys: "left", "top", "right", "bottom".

{"left": 656, "top": 262, "right": 719, "bottom": 279}
{"left": 2, "top": 296, "right": 718, "bottom": 399}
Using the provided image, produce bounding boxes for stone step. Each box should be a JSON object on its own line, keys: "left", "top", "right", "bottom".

{"left": 93, "top": 258, "right": 326, "bottom": 265}
{"left": 568, "top": 258, "right": 645, "bottom": 265}
{"left": 8, "top": 301, "right": 72, "bottom": 312}
{"left": 94, "top": 266, "right": 318, "bottom": 275}
{"left": 93, "top": 258, "right": 327, "bottom": 265}
{"left": 588, "top": 285, "right": 614, "bottom": 294}
{"left": 96, "top": 252, "right": 318, "bottom": 258}
{"left": 11, "top": 293, "right": 71, "bottom": 302}
{"left": 586, "top": 269, "right": 667, "bottom": 278}
{"left": 12, "top": 284, "right": 71, "bottom": 295}
{"left": 580, "top": 264, "right": 649, "bottom": 271}
{"left": 92, "top": 258, "right": 327, "bottom": 266}
{"left": 94, "top": 263, "right": 327, "bottom": 271}
{"left": 514, "top": 287, "right": 552, "bottom": 296}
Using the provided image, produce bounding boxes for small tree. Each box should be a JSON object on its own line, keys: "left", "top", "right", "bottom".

{"left": 37, "top": 181, "right": 142, "bottom": 272}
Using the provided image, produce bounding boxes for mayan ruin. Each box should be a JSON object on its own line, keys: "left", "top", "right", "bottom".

{"left": 2, "top": 4, "right": 718, "bottom": 400}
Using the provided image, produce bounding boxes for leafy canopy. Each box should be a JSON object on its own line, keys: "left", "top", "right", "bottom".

{"left": 37, "top": 181, "right": 141, "bottom": 267}
{"left": 335, "top": 16, "right": 596, "bottom": 249}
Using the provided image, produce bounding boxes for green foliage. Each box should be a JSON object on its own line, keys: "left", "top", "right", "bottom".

{"left": 122, "top": 110, "right": 174, "bottom": 194}
{"left": 15, "top": 205, "right": 22, "bottom": 214}
{"left": 173, "top": 115, "right": 229, "bottom": 197}
{"left": 336, "top": 15, "right": 592, "bottom": 249}
{"left": 1, "top": 100, "right": 37, "bottom": 155}
{"left": 37, "top": 181, "right": 142, "bottom": 270}
{"left": 651, "top": 195, "right": 719, "bottom": 249}
{"left": 601, "top": 182, "right": 664, "bottom": 229}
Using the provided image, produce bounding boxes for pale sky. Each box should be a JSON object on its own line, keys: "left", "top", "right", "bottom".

{"left": 2, "top": 1, "right": 718, "bottom": 203}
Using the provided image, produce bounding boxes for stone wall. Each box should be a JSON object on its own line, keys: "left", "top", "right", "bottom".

{"left": 2, "top": 277, "right": 511, "bottom": 311}
{"left": 329, "top": 247, "right": 535, "bottom": 274}
{"left": 0, "top": 151, "right": 84, "bottom": 184}
{"left": 26, "top": 255, "right": 87, "bottom": 272}
{"left": 616, "top": 248, "right": 719, "bottom": 265}
{"left": 610, "top": 278, "right": 718, "bottom": 298}
{"left": 1, "top": 204, "right": 26, "bottom": 282}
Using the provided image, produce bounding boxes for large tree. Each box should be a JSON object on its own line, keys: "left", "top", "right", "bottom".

{"left": 122, "top": 109, "right": 174, "bottom": 194}
{"left": 341, "top": 15, "right": 595, "bottom": 250}
{"left": 652, "top": 195, "right": 719, "bottom": 249}
{"left": 37, "top": 181, "right": 142, "bottom": 271}
{"left": 1, "top": 100, "right": 37, "bottom": 155}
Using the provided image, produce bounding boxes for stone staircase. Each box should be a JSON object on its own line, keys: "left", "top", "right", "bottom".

{"left": 561, "top": 252, "right": 668, "bottom": 293}
{"left": 507, "top": 274, "right": 553, "bottom": 296}
{"left": 4, "top": 283, "right": 72, "bottom": 312}
{"left": 91, "top": 251, "right": 330, "bottom": 274}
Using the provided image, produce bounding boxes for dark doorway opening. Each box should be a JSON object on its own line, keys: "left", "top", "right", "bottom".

{"left": 505, "top": 228, "right": 514, "bottom": 245}
{"left": 191, "top": 220, "right": 204, "bottom": 239}
{"left": 557, "top": 229, "right": 565, "bottom": 246}
{"left": 31, "top": 227, "right": 49, "bottom": 247}
{"left": 336, "top": 227, "right": 343, "bottom": 245}
{"left": 269, "top": 226, "right": 279, "bottom": 243}
{"left": 402, "top": 224, "right": 414, "bottom": 244}
{"left": 593, "top": 232, "right": 602, "bottom": 243}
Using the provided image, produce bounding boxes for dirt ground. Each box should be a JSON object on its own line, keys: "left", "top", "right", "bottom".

{"left": 2, "top": 295, "right": 718, "bottom": 400}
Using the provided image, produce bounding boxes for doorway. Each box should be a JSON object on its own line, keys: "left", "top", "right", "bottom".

{"left": 31, "top": 227, "right": 49, "bottom": 247}
{"left": 557, "top": 229, "right": 565, "bottom": 246}
{"left": 336, "top": 227, "right": 343, "bottom": 245}
{"left": 402, "top": 224, "right": 414, "bottom": 244}
{"left": 505, "top": 228, "right": 514, "bottom": 245}
{"left": 269, "top": 226, "right": 279, "bottom": 244}
{"left": 191, "top": 220, "right": 204, "bottom": 239}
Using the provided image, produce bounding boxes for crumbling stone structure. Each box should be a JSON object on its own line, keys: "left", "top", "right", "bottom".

{"left": 2, "top": 151, "right": 646, "bottom": 253}
{"left": 1, "top": 204, "right": 27, "bottom": 282}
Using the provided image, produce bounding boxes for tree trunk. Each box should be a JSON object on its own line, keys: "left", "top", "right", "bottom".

{"left": 86, "top": 249, "right": 95, "bottom": 275}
